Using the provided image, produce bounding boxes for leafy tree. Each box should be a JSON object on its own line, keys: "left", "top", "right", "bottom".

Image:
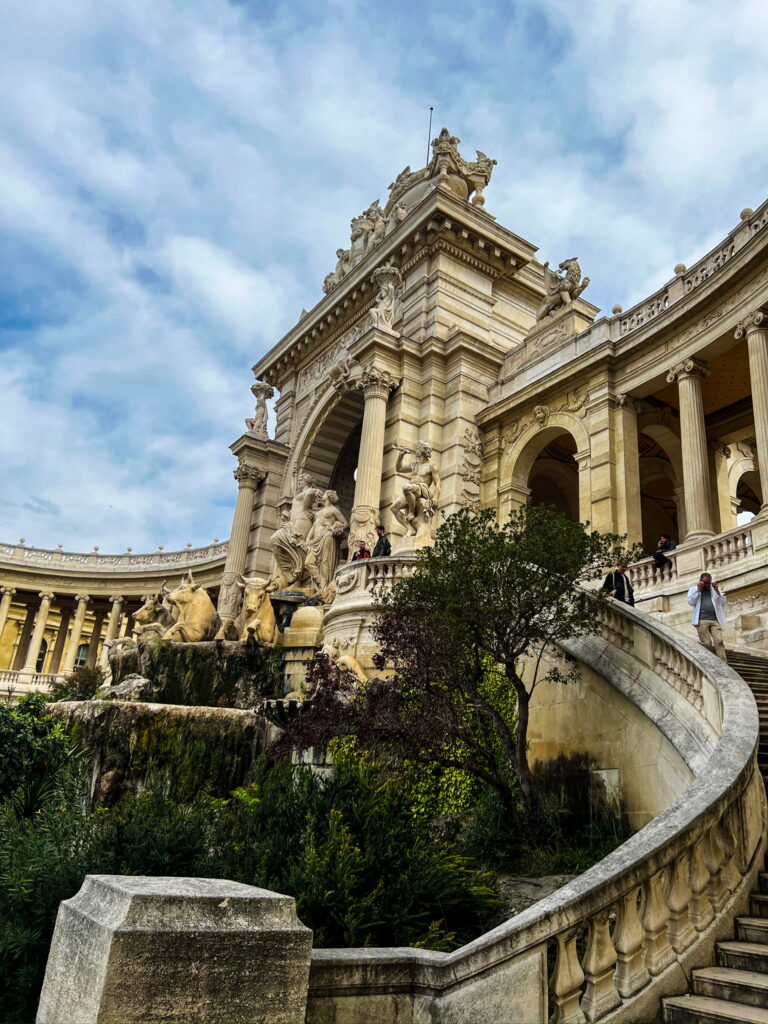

{"left": 0, "top": 695, "right": 70, "bottom": 805}
{"left": 274, "top": 505, "right": 640, "bottom": 809}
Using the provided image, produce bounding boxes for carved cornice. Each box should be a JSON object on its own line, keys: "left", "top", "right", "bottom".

{"left": 358, "top": 366, "right": 400, "bottom": 400}
{"left": 734, "top": 306, "right": 768, "bottom": 338}
{"left": 665, "top": 358, "right": 710, "bottom": 383}
{"left": 233, "top": 463, "right": 266, "bottom": 489}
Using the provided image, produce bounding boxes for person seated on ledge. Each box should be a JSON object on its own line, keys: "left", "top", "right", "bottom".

{"left": 653, "top": 533, "right": 677, "bottom": 572}
{"left": 371, "top": 524, "right": 391, "bottom": 558}
{"left": 352, "top": 540, "right": 371, "bottom": 561}
{"left": 602, "top": 561, "right": 635, "bottom": 606}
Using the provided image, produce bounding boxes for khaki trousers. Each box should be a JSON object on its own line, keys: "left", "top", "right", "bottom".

{"left": 696, "top": 620, "right": 726, "bottom": 661}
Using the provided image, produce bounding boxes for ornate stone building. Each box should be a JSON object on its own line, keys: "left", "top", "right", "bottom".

{"left": 2, "top": 128, "right": 768, "bottom": 688}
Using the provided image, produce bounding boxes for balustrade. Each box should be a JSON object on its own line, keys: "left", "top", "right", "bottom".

{"left": 631, "top": 523, "right": 754, "bottom": 595}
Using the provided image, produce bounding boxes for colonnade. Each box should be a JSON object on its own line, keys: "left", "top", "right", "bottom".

{"left": 0, "top": 590, "right": 134, "bottom": 679}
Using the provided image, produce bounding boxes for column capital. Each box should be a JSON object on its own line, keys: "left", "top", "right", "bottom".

{"left": 109, "top": 595, "right": 125, "bottom": 606}
{"left": 38, "top": 591, "right": 54, "bottom": 602}
{"left": 75, "top": 593, "right": 91, "bottom": 605}
{"left": 666, "top": 357, "right": 709, "bottom": 383}
{"left": 0, "top": 586, "right": 16, "bottom": 597}
{"left": 708, "top": 440, "right": 731, "bottom": 459}
{"left": 233, "top": 462, "right": 265, "bottom": 489}
{"left": 357, "top": 365, "right": 400, "bottom": 400}
{"left": 734, "top": 306, "right": 768, "bottom": 338}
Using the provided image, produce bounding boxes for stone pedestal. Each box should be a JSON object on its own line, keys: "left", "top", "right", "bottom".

{"left": 37, "top": 875, "right": 312, "bottom": 1024}
{"left": 280, "top": 604, "right": 324, "bottom": 696}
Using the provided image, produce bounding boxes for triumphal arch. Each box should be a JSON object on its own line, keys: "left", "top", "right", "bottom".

{"left": 2, "top": 127, "right": 768, "bottom": 684}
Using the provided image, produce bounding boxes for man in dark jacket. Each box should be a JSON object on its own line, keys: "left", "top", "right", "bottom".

{"left": 372, "top": 524, "right": 391, "bottom": 558}
{"left": 652, "top": 533, "right": 677, "bottom": 574}
{"left": 602, "top": 562, "right": 635, "bottom": 606}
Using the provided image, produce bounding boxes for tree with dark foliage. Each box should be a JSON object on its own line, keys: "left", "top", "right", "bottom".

{"left": 272, "top": 506, "right": 640, "bottom": 810}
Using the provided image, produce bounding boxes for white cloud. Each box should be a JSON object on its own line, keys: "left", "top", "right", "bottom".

{"left": 1, "top": 0, "right": 767, "bottom": 550}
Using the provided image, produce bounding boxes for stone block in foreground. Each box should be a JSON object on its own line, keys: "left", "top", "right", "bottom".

{"left": 36, "top": 875, "right": 312, "bottom": 1024}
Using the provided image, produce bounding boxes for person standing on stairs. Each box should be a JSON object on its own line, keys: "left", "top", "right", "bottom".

{"left": 688, "top": 572, "right": 727, "bottom": 661}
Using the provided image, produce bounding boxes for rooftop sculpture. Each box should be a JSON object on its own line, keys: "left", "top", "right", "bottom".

{"left": 322, "top": 128, "right": 497, "bottom": 295}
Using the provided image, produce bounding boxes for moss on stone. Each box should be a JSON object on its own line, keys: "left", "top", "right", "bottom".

{"left": 111, "top": 640, "right": 283, "bottom": 709}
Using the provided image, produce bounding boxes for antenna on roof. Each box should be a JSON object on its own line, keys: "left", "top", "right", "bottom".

{"left": 426, "top": 106, "right": 434, "bottom": 164}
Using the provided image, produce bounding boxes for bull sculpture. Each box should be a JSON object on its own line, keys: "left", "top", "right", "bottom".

{"left": 215, "top": 575, "right": 278, "bottom": 644}
{"left": 133, "top": 586, "right": 176, "bottom": 642}
{"left": 162, "top": 572, "right": 219, "bottom": 643}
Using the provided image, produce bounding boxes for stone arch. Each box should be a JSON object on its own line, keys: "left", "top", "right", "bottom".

{"left": 284, "top": 385, "right": 365, "bottom": 497}
{"left": 500, "top": 413, "right": 591, "bottom": 524}
{"left": 729, "top": 450, "right": 763, "bottom": 524}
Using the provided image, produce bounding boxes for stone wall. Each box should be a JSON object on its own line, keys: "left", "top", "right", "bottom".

{"left": 50, "top": 700, "right": 279, "bottom": 807}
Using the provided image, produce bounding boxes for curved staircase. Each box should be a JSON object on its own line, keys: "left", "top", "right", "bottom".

{"left": 664, "top": 651, "right": 768, "bottom": 1023}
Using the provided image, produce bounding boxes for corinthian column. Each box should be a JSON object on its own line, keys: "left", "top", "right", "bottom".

{"left": 62, "top": 595, "right": 90, "bottom": 674}
{"left": 99, "top": 596, "right": 125, "bottom": 671}
{"left": 217, "top": 460, "right": 265, "bottom": 621}
{"left": 0, "top": 587, "right": 16, "bottom": 648}
{"left": 22, "top": 591, "right": 54, "bottom": 673}
{"left": 349, "top": 366, "right": 399, "bottom": 552}
{"left": 735, "top": 308, "right": 768, "bottom": 516}
{"left": 666, "top": 358, "right": 715, "bottom": 542}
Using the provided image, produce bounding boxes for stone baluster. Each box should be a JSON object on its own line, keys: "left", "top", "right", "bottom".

{"left": 0, "top": 586, "right": 16, "bottom": 646}
{"left": 22, "top": 592, "right": 55, "bottom": 673}
{"left": 666, "top": 359, "right": 715, "bottom": 541}
{"left": 640, "top": 871, "right": 675, "bottom": 975}
{"left": 550, "top": 930, "right": 586, "bottom": 1024}
{"left": 688, "top": 837, "right": 714, "bottom": 930}
{"left": 61, "top": 595, "right": 90, "bottom": 674}
{"left": 613, "top": 886, "right": 650, "bottom": 997}
{"left": 735, "top": 308, "right": 768, "bottom": 516}
{"left": 349, "top": 366, "right": 399, "bottom": 553}
{"left": 718, "top": 809, "right": 741, "bottom": 896}
{"left": 581, "top": 912, "right": 620, "bottom": 1021}
{"left": 99, "top": 596, "right": 125, "bottom": 671}
{"left": 663, "top": 852, "right": 696, "bottom": 953}
{"left": 702, "top": 826, "right": 727, "bottom": 912}
{"left": 218, "top": 460, "right": 265, "bottom": 622}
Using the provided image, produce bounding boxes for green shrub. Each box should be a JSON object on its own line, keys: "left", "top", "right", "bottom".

{"left": 0, "top": 695, "right": 69, "bottom": 802}
{"left": 47, "top": 666, "right": 104, "bottom": 703}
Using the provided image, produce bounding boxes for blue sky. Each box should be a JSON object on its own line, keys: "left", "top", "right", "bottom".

{"left": 1, "top": 0, "right": 767, "bottom": 552}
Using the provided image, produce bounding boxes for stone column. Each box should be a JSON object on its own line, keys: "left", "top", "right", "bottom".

{"left": 49, "top": 607, "right": 72, "bottom": 674}
{"left": 0, "top": 587, "right": 16, "bottom": 648}
{"left": 709, "top": 441, "right": 733, "bottom": 533}
{"left": 61, "top": 595, "right": 90, "bottom": 674}
{"left": 666, "top": 358, "right": 715, "bottom": 542}
{"left": 99, "top": 596, "right": 125, "bottom": 671}
{"left": 349, "top": 367, "right": 399, "bottom": 552}
{"left": 217, "top": 461, "right": 265, "bottom": 622}
{"left": 614, "top": 396, "right": 643, "bottom": 544}
{"left": 735, "top": 308, "right": 768, "bottom": 516}
{"left": 22, "top": 591, "right": 54, "bottom": 673}
{"left": 575, "top": 450, "right": 592, "bottom": 526}
{"left": 85, "top": 608, "right": 106, "bottom": 669}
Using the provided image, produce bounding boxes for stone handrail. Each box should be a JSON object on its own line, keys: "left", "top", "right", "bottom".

{"left": 0, "top": 540, "right": 229, "bottom": 574}
{"left": 630, "top": 522, "right": 754, "bottom": 593}
{"left": 308, "top": 585, "right": 765, "bottom": 1023}
{"left": 615, "top": 196, "right": 768, "bottom": 339}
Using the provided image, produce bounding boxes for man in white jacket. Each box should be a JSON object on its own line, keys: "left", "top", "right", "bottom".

{"left": 687, "top": 573, "right": 727, "bottom": 661}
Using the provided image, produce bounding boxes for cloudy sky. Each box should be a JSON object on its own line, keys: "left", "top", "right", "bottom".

{"left": 1, "top": 0, "right": 766, "bottom": 553}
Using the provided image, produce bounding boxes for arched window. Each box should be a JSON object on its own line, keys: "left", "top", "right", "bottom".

{"left": 35, "top": 639, "right": 48, "bottom": 674}
{"left": 74, "top": 643, "right": 89, "bottom": 669}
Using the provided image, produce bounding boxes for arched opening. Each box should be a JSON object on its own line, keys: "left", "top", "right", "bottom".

{"left": 638, "top": 433, "right": 680, "bottom": 552}
{"left": 528, "top": 432, "right": 580, "bottom": 522}
{"left": 736, "top": 470, "right": 763, "bottom": 526}
{"left": 35, "top": 638, "right": 48, "bottom": 674}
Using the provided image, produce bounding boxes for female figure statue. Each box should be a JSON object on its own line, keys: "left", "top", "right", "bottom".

{"left": 270, "top": 471, "right": 322, "bottom": 589}
{"left": 305, "top": 490, "right": 348, "bottom": 591}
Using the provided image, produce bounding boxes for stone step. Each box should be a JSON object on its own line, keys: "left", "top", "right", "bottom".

{"left": 693, "top": 966, "right": 768, "bottom": 1007}
{"left": 664, "top": 995, "right": 768, "bottom": 1023}
{"left": 738, "top": 918, "right": 768, "bottom": 943}
{"left": 750, "top": 895, "right": 768, "bottom": 919}
{"left": 718, "top": 941, "right": 768, "bottom": 973}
